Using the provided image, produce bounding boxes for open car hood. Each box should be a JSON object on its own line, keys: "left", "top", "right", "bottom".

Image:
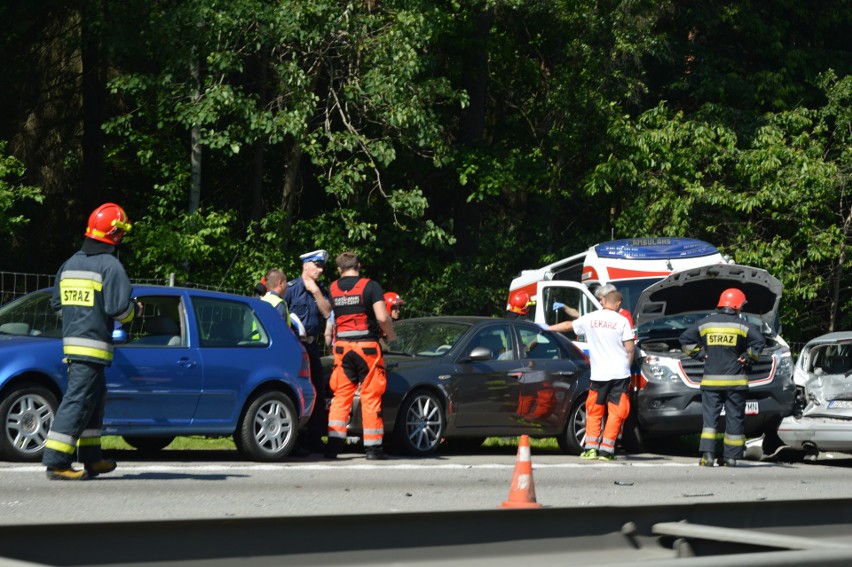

{"left": 634, "top": 263, "right": 783, "bottom": 330}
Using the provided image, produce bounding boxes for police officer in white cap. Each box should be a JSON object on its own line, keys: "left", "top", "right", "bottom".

{"left": 285, "top": 249, "right": 333, "bottom": 455}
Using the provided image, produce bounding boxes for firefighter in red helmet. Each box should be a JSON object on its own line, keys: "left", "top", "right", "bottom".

{"left": 506, "top": 290, "right": 531, "bottom": 319}
{"left": 43, "top": 203, "right": 140, "bottom": 480}
{"left": 679, "top": 287, "right": 765, "bottom": 467}
{"left": 384, "top": 291, "right": 404, "bottom": 321}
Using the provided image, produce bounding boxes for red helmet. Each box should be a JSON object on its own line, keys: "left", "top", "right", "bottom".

{"left": 85, "top": 203, "right": 132, "bottom": 245}
{"left": 718, "top": 288, "right": 747, "bottom": 310}
{"left": 507, "top": 290, "right": 531, "bottom": 315}
{"left": 384, "top": 291, "right": 404, "bottom": 314}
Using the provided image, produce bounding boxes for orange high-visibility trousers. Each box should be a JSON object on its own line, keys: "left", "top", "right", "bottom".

{"left": 584, "top": 378, "right": 630, "bottom": 454}
{"left": 327, "top": 340, "right": 387, "bottom": 448}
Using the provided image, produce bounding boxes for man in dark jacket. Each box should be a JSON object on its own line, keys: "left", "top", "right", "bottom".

{"left": 43, "top": 203, "right": 140, "bottom": 480}
{"left": 679, "top": 288, "right": 765, "bottom": 467}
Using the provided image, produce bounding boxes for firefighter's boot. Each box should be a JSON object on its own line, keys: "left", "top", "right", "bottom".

{"left": 85, "top": 459, "right": 117, "bottom": 478}
{"left": 699, "top": 452, "right": 715, "bottom": 467}
{"left": 46, "top": 467, "right": 89, "bottom": 481}
{"left": 324, "top": 437, "right": 344, "bottom": 459}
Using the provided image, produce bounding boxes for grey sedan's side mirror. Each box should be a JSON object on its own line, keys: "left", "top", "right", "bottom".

{"left": 466, "top": 346, "right": 493, "bottom": 361}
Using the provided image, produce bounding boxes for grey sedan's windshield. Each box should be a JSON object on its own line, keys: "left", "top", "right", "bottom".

{"left": 387, "top": 321, "right": 471, "bottom": 357}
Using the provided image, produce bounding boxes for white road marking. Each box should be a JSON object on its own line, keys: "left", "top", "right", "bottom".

{"left": 0, "top": 460, "right": 770, "bottom": 473}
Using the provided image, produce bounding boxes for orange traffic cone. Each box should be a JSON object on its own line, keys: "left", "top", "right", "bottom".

{"left": 501, "top": 435, "right": 543, "bottom": 508}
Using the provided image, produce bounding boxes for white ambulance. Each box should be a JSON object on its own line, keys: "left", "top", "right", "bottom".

{"left": 507, "top": 237, "right": 728, "bottom": 334}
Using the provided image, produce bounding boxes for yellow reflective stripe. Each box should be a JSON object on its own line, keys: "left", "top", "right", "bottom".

{"left": 701, "top": 378, "right": 749, "bottom": 387}
{"left": 64, "top": 337, "right": 113, "bottom": 351}
{"left": 116, "top": 304, "right": 135, "bottom": 324}
{"left": 59, "top": 278, "right": 104, "bottom": 291}
{"left": 724, "top": 437, "right": 745, "bottom": 447}
{"left": 700, "top": 432, "right": 717, "bottom": 440}
{"left": 77, "top": 437, "right": 101, "bottom": 447}
{"left": 61, "top": 270, "right": 104, "bottom": 284}
{"left": 45, "top": 439, "right": 77, "bottom": 455}
{"left": 699, "top": 325, "right": 748, "bottom": 337}
{"left": 63, "top": 345, "right": 113, "bottom": 362}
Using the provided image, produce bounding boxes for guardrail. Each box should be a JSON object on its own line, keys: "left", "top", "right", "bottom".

{"left": 1, "top": 498, "right": 851, "bottom": 566}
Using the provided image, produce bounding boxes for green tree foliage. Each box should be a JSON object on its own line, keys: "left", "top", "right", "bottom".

{"left": 0, "top": 0, "right": 849, "bottom": 343}
{"left": 0, "top": 141, "right": 43, "bottom": 238}
{"left": 588, "top": 72, "right": 851, "bottom": 339}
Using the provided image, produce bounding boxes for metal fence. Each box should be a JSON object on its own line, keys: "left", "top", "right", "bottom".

{"left": 0, "top": 271, "right": 244, "bottom": 305}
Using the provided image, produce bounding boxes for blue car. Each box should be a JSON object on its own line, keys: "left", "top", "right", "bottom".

{"left": 0, "top": 286, "right": 315, "bottom": 462}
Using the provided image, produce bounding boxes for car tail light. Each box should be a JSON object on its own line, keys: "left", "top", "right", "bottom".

{"left": 299, "top": 349, "right": 311, "bottom": 380}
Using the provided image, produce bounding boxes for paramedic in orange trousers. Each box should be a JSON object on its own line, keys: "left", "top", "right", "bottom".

{"left": 547, "top": 289, "right": 634, "bottom": 460}
{"left": 325, "top": 252, "right": 396, "bottom": 460}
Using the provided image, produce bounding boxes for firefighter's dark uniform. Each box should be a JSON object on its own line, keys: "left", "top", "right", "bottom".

{"left": 43, "top": 238, "right": 137, "bottom": 473}
{"left": 679, "top": 309, "right": 765, "bottom": 461}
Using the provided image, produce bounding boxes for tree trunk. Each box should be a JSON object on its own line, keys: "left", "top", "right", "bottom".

{"left": 281, "top": 141, "right": 303, "bottom": 228}
{"left": 453, "top": 7, "right": 493, "bottom": 258}
{"left": 80, "top": 0, "right": 105, "bottom": 208}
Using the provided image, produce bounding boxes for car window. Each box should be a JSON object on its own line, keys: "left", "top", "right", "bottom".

{"left": 518, "top": 328, "right": 562, "bottom": 360}
{"left": 467, "top": 325, "right": 512, "bottom": 360}
{"left": 0, "top": 290, "right": 62, "bottom": 338}
{"left": 810, "top": 343, "right": 852, "bottom": 374}
{"left": 121, "top": 296, "right": 186, "bottom": 347}
{"left": 389, "top": 320, "right": 470, "bottom": 356}
{"left": 541, "top": 286, "right": 590, "bottom": 341}
{"left": 193, "top": 297, "right": 269, "bottom": 348}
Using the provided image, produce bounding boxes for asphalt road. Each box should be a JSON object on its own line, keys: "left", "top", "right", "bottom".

{"left": 1, "top": 445, "right": 850, "bottom": 526}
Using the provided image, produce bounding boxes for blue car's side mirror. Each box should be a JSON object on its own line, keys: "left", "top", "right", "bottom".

{"left": 112, "top": 327, "right": 128, "bottom": 344}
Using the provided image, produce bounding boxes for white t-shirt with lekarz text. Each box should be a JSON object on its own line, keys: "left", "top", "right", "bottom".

{"left": 572, "top": 309, "right": 633, "bottom": 382}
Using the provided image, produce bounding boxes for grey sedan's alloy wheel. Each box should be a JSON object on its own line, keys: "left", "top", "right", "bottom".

{"left": 395, "top": 390, "right": 445, "bottom": 456}
{"left": 0, "top": 383, "right": 58, "bottom": 462}
{"left": 123, "top": 436, "right": 175, "bottom": 452}
{"left": 235, "top": 391, "right": 298, "bottom": 461}
{"left": 557, "top": 394, "right": 587, "bottom": 455}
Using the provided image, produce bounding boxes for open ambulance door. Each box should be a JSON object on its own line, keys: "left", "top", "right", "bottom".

{"left": 533, "top": 281, "right": 600, "bottom": 353}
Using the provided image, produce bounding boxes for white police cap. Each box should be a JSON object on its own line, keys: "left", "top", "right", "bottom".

{"left": 300, "top": 249, "right": 329, "bottom": 264}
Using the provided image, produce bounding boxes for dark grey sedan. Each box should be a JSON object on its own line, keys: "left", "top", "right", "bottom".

{"left": 324, "top": 316, "right": 591, "bottom": 456}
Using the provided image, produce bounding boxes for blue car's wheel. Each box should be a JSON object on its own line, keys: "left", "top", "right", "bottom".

{"left": 0, "top": 384, "right": 57, "bottom": 462}
{"left": 235, "top": 391, "right": 298, "bottom": 461}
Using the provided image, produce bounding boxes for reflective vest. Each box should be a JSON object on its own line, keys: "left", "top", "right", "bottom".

{"left": 261, "top": 292, "right": 292, "bottom": 328}
{"left": 331, "top": 278, "right": 371, "bottom": 340}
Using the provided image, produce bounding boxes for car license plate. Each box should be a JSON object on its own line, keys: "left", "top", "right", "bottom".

{"left": 828, "top": 400, "right": 852, "bottom": 409}
{"left": 721, "top": 400, "right": 758, "bottom": 416}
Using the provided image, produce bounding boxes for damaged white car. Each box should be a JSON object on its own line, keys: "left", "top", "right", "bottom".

{"left": 776, "top": 332, "right": 852, "bottom": 458}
